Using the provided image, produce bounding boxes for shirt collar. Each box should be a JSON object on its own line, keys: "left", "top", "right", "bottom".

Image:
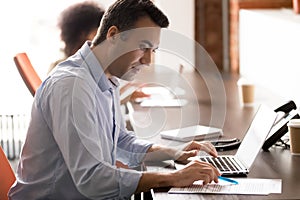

{"left": 79, "top": 41, "right": 114, "bottom": 92}
{"left": 109, "top": 76, "right": 120, "bottom": 89}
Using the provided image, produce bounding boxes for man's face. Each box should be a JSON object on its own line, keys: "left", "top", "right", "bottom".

{"left": 107, "top": 17, "right": 161, "bottom": 81}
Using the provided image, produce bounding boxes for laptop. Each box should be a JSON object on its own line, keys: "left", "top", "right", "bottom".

{"left": 198, "top": 104, "right": 278, "bottom": 177}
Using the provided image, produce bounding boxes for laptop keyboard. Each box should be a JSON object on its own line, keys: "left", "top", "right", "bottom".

{"left": 199, "top": 157, "right": 243, "bottom": 172}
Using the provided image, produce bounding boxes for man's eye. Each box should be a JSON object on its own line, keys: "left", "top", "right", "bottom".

{"left": 139, "top": 43, "right": 157, "bottom": 53}
{"left": 139, "top": 44, "right": 148, "bottom": 51}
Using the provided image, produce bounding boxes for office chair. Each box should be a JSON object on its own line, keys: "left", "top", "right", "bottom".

{"left": 13, "top": 52, "right": 42, "bottom": 97}
{"left": 0, "top": 146, "right": 16, "bottom": 200}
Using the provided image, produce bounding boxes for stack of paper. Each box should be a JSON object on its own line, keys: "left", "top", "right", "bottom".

{"left": 160, "top": 125, "right": 223, "bottom": 142}
{"left": 168, "top": 178, "right": 282, "bottom": 195}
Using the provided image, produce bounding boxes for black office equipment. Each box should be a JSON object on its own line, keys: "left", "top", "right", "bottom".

{"left": 212, "top": 138, "right": 241, "bottom": 151}
{"left": 274, "top": 100, "right": 297, "bottom": 113}
{"left": 262, "top": 100, "right": 300, "bottom": 151}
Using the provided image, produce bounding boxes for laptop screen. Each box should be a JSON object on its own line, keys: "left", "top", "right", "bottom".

{"left": 235, "top": 104, "right": 277, "bottom": 169}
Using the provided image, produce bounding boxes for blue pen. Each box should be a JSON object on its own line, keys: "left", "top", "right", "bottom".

{"left": 218, "top": 176, "right": 238, "bottom": 185}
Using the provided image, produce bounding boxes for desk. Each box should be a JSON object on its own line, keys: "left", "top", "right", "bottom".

{"left": 128, "top": 67, "right": 300, "bottom": 199}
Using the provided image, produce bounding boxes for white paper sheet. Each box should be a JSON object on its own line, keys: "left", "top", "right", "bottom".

{"left": 168, "top": 178, "right": 282, "bottom": 195}
{"left": 140, "top": 99, "right": 187, "bottom": 107}
{"left": 135, "top": 86, "right": 187, "bottom": 107}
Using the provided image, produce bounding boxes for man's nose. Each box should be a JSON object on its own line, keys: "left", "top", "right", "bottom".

{"left": 140, "top": 49, "right": 152, "bottom": 65}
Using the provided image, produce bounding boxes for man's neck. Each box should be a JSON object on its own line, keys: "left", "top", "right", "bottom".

{"left": 91, "top": 43, "right": 112, "bottom": 79}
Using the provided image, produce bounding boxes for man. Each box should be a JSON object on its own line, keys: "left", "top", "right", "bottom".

{"left": 48, "top": 1, "right": 149, "bottom": 104}
{"left": 9, "top": 0, "right": 220, "bottom": 199}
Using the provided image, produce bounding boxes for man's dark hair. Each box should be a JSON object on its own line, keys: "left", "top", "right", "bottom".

{"left": 92, "top": 0, "right": 169, "bottom": 45}
{"left": 58, "top": 1, "right": 105, "bottom": 56}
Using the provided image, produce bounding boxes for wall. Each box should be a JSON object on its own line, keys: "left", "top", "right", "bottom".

{"left": 154, "top": 0, "right": 195, "bottom": 70}
{"left": 195, "top": 0, "right": 225, "bottom": 71}
{"left": 229, "top": 0, "right": 292, "bottom": 73}
{"left": 239, "top": 9, "right": 300, "bottom": 105}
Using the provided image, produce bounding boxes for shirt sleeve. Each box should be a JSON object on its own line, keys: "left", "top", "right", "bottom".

{"left": 42, "top": 75, "right": 142, "bottom": 199}
{"left": 113, "top": 81, "right": 153, "bottom": 168}
{"left": 117, "top": 129, "right": 153, "bottom": 168}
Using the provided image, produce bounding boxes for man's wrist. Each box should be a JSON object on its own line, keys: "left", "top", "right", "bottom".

{"left": 145, "top": 144, "right": 183, "bottom": 161}
{"left": 137, "top": 171, "right": 177, "bottom": 192}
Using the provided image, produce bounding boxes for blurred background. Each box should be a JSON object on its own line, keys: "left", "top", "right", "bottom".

{"left": 1, "top": 0, "right": 299, "bottom": 162}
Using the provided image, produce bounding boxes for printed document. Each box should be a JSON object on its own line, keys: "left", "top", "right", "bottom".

{"left": 168, "top": 178, "right": 282, "bottom": 195}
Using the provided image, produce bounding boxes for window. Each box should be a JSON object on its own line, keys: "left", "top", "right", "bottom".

{"left": 0, "top": 0, "right": 112, "bottom": 114}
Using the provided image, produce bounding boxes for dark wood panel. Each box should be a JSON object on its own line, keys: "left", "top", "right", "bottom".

{"left": 195, "top": 0, "right": 224, "bottom": 71}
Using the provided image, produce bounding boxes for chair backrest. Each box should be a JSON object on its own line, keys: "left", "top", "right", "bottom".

{"left": 0, "top": 146, "right": 16, "bottom": 200}
{"left": 14, "top": 52, "right": 42, "bottom": 96}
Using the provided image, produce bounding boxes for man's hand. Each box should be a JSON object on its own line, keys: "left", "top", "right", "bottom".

{"left": 176, "top": 141, "right": 218, "bottom": 163}
{"left": 171, "top": 159, "right": 220, "bottom": 186}
{"left": 145, "top": 141, "right": 217, "bottom": 163}
{"left": 136, "top": 159, "right": 220, "bottom": 193}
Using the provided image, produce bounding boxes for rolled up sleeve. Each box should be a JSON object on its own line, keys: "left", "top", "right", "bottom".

{"left": 117, "top": 130, "right": 153, "bottom": 167}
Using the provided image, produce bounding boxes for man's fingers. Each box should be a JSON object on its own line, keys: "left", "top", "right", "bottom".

{"left": 198, "top": 142, "right": 218, "bottom": 157}
{"left": 183, "top": 141, "right": 218, "bottom": 157}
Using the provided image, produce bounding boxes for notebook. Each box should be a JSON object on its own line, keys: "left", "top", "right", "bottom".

{"left": 160, "top": 125, "right": 223, "bottom": 142}
{"left": 198, "top": 104, "right": 278, "bottom": 176}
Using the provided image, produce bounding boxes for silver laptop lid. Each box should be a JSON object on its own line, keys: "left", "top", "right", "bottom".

{"left": 235, "top": 104, "right": 277, "bottom": 169}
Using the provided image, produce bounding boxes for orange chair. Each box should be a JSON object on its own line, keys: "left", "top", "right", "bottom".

{"left": 0, "top": 146, "right": 16, "bottom": 200}
{"left": 14, "top": 52, "right": 42, "bottom": 97}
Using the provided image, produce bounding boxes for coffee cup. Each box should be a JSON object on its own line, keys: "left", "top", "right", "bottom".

{"left": 287, "top": 119, "right": 300, "bottom": 155}
{"left": 237, "top": 78, "right": 255, "bottom": 107}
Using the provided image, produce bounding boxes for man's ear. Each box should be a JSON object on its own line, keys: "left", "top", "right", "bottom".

{"left": 106, "top": 26, "right": 119, "bottom": 43}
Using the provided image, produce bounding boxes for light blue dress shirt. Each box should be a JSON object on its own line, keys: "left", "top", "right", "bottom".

{"left": 9, "top": 42, "right": 153, "bottom": 200}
